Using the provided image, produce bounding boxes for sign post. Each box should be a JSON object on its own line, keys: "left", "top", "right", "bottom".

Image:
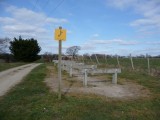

{"left": 54, "top": 26, "right": 66, "bottom": 100}
{"left": 58, "top": 40, "right": 62, "bottom": 100}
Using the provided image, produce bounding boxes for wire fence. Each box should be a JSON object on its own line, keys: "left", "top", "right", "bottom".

{"left": 76, "top": 54, "right": 160, "bottom": 76}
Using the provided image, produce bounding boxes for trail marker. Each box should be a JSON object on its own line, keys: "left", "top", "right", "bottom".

{"left": 55, "top": 28, "right": 66, "bottom": 41}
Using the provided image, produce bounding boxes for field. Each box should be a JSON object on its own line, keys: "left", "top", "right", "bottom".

{"left": 0, "top": 59, "right": 159, "bottom": 120}
{"left": 0, "top": 62, "right": 26, "bottom": 72}
{"left": 83, "top": 57, "right": 160, "bottom": 76}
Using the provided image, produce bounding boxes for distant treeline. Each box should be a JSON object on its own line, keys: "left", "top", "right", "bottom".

{"left": 1, "top": 53, "right": 160, "bottom": 63}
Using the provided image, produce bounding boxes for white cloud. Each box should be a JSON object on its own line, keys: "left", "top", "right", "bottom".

{"left": 6, "top": 6, "right": 46, "bottom": 26}
{"left": 92, "top": 33, "right": 99, "bottom": 37}
{"left": 68, "top": 13, "right": 73, "bottom": 16}
{"left": 133, "top": 47, "right": 160, "bottom": 56}
{"left": 78, "top": 38, "right": 140, "bottom": 55}
{"left": 0, "top": 5, "right": 68, "bottom": 38}
{"left": 91, "top": 39, "right": 138, "bottom": 45}
{"left": 67, "top": 30, "right": 73, "bottom": 34}
{"left": 0, "top": 5, "right": 68, "bottom": 53}
{"left": 0, "top": 17, "right": 17, "bottom": 24}
{"left": 107, "top": 0, "right": 160, "bottom": 35}
{"left": 46, "top": 18, "right": 68, "bottom": 23}
{"left": 130, "top": 18, "right": 160, "bottom": 27}
{"left": 79, "top": 38, "right": 160, "bottom": 56}
{"left": 107, "top": 0, "right": 137, "bottom": 9}
{"left": 2, "top": 23, "right": 48, "bottom": 38}
{"left": 146, "top": 41, "right": 160, "bottom": 45}
{"left": 81, "top": 43, "right": 96, "bottom": 50}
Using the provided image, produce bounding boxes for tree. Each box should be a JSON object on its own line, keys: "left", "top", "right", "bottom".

{"left": 43, "top": 52, "right": 53, "bottom": 62}
{"left": 9, "top": 36, "right": 41, "bottom": 62}
{"left": 0, "top": 37, "right": 10, "bottom": 54}
{"left": 66, "top": 46, "right": 81, "bottom": 59}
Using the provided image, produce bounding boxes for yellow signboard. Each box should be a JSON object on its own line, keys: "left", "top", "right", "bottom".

{"left": 54, "top": 29, "right": 66, "bottom": 40}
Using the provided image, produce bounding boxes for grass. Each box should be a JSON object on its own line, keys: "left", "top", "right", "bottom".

{"left": 83, "top": 57, "right": 160, "bottom": 76}
{"left": 119, "top": 70, "right": 160, "bottom": 94}
{"left": 0, "top": 63, "right": 159, "bottom": 120}
{"left": 83, "top": 57, "right": 160, "bottom": 68}
{"left": 0, "top": 62, "right": 26, "bottom": 72}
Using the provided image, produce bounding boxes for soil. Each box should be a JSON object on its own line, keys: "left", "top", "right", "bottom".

{"left": 45, "top": 66, "right": 151, "bottom": 100}
{"left": 0, "top": 63, "right": 41, "bottom": 96}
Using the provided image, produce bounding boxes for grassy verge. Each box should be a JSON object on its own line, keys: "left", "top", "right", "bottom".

{"left": 0, "top": 62, "right": 26, "bottom": 72}
{"left": 0, "top": 63, "right": 159, "bottom": 120}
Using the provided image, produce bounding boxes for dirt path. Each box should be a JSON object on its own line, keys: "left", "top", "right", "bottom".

{"left": 45, "top": 66, "right": 150, "bottom": 100}
{"left": 0, "top": 63, "right": 41, "bottom": 96}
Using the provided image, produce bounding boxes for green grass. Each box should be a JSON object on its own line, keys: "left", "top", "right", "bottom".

{"left": 0, "top": 62, "right": 26, "bottom": 72}
{"left": 120, "top": 70, "right": 160, "bottom": 94}
{"left": 83, "top": 57, "right": 160, "bottom": 76}
{"left": 0, "top": 63, "right": 160, "bottom": 120}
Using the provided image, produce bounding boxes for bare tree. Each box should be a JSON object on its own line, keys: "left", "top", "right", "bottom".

{"left": 83, "top": 53, "right": 90, "bottom": 57}
{"left": 66, "top": 46, "right": 81, "bottom": 59}
{"left": 0, "top": 37, "right": 10, "bottom": 54}
{"left": 43, "top": 52, "right": 53, "bottom": 62}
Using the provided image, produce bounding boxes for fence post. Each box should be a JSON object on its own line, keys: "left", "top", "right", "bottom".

{"left": 130, "top": 54, "right": 134, "bottom": 70}
{"left": 146, "top": 54, "right": 151, "bottom": 75}
{"left": 95, "top": 54, "right": 100, "bottom": 65}
{"left": 89, "top": 55, "right": 93, "bottom": 63}
{"left": 82, "top": 55, "right": 84, "bottom": 63}
{"left": 105, "top": 54, "right": 107, "bottom": 64}
{"left": 83, "top": 69, "right": 88, "bottom": 86}
{"left": 116, "top": 54, "right": 120, "bottom": 67}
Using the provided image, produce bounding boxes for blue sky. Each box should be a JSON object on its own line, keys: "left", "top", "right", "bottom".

{"left": 0, "top": 0, "right": 160, "bottom": 56}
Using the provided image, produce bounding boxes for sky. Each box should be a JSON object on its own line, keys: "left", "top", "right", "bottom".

{"left": 0, "top": 0, "right": 160, "bottom": 56}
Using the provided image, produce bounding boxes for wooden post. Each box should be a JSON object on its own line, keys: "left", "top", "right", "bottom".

{"left": 82, "top": 55, "right": 84, "bottom": 63}
{"left": 116, "top": 54, "right": 120, "bottom": 67}
{"left": 146, "top": 54, "right": 150, "bottom": 75}
{"left": 58, "top": 40, "right": 62, "bottom": 100}
{"left": 104, "top": 54, "right": 107, "bottom": 64}
{"left": 83, "top": 69, "right": 88, "bottom": 86}
{"left": 55, "top": 26, "right": 67, "bottom": 100}
{"left": 95, "top": 54, "right": 100, "bottom": 65}
{"left": 130, "top": 54, "right": 134, "bottom": 70}
{"left": 89, "top": 55, "right": 93, "bottom": 63}
{"left": 83, "top": 55, "right": 86, "bottom": 63}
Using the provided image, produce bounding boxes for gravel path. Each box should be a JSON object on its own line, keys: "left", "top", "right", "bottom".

{"left": 0, "top": 63, "right": 41, "bottom": 96}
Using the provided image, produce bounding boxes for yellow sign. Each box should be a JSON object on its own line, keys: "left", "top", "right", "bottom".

{"left": 54, "top": 29, "right": 66, "bottom": 40}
